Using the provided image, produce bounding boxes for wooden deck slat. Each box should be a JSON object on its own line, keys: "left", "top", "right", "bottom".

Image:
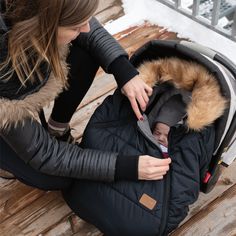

{"left": 114, "top": 24, "right": 167, "bottom": 48}
{"left": 68, "top": 214, "right": 102, "bottom": 236}
{"left": 42, "top": 214, "right": 102, "bottom": 236}
{"left": 171, "top": 183, "right": 236, "bottom": 236}
{"left": 41, "top": 220, "right": 73, "bottom": 236}
{"left": 96, "top": 5, "right": 123, "bottom": 24}
{"left": 0, "top": 180, "right": 45, "bottom": 222}
{"left": 0, "top": 191, "right": 71, "bottom": 236}
{"left": 95, "top": 0, "right": 123, "bottom": 24}
{"left": 125, "top": 31, "right": 177, "bottom": 56}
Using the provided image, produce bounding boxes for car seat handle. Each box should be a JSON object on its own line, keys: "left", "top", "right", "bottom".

{"left": 179, "top": 40, "right": 216, "bottom": 59}
{"left": 180, "top": 40, "right": 236, "bottom": 78}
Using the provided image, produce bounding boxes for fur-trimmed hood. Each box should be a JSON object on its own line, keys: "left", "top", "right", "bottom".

{"left": 0, "top": 46, "right": 69, "bottom": 129}
{"left": 138, "top": 57, "right": 228, "bottom": 131}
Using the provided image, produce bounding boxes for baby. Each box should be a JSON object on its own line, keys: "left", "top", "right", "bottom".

{"left": 152, "top": 95, "right": 187, "bottom": 154}
{"left": 153, "top": 122, "right": 170, "bottom": 150}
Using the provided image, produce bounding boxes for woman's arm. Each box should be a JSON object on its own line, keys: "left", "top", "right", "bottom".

{"left": 74, "top": 17, "right": 153, "bottom": 120}
{"left": 73, "top": 17, "right": 127, "bottom": 73}
{"left": 1, "top": 118, "right": 117, "bottom": 181}
{"left": 1, "top": 118, "right": 171, "bottom": 182}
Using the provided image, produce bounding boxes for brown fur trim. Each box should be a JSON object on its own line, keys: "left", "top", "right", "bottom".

{"left": 0, "top": 46, "right": 69, "bottom": 129}
{"left": 138, "top": 57, "right": 228, "bottom": 131}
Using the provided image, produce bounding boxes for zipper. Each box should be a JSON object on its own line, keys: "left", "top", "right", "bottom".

{"left": 137, "top": 122, "right": 171, "bottom": 235}
{"left": 159, "top": 170, "right": 171, "bottom": 235}
{"left": 159, "top": 127, "right": 176, "bottom": 235}
{"left": 159, "top": 127, "right": 177, "bottom": 235}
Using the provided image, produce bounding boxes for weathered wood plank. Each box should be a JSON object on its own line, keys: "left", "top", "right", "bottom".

{"left": 41, "top": 214, "right": 102, "bottom": 236}
{"left": 171, "top": 183, "right": 236, "bottom": 236}
{"left": 125, "top": 30, "right": 178, "bottom": 56}
{"left": 0, "top": 169, "right": 15, "bottom": 179}
{"left": 114, "top": 23, "right": 179, "bottom": 49}
{"left": 114, "top": 23, "right": 166, "bottom": 48}
{"left": 69, "top": 214, "right": 102, "bottom": 236}
{"left": 96, "top": 5, "right": 123, "bottom": 25}
{"left": 0, "top": 191, "right": 71, "bottom": 236}
{"left": 0, "top": 180, "right": 45, "bottom": 223}
{"left": 41, "top": 220, "right": 73, "bottom": 236}
{"left": 95, "top": 0, "right": 123, "bottom": 24}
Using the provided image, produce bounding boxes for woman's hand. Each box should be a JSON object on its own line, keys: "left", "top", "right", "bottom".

{"left": 121, "top": 75, "right": 153, "bottom": 120}
{"left": 138, "top": 155, "right": 171, "bottom": 180}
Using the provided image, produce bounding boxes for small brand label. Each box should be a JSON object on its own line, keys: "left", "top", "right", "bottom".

{"left": 139, "top": 193, "right": 157, "bottom": 210}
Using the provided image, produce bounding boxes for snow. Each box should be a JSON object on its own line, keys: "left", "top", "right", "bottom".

{"left": 227, "top": 0, "right": 236, "bottom": 6}
{"left": 104, "top": 0, "right": 236, "bottom": 65}
{"left": 181, "top": 0, "right": 194, "bottom": 8}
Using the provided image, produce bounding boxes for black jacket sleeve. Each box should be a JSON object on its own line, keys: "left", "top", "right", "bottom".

{"left": 108, "top": 56, "right": 139, "bottom": 88}
{"left": 74, "top": 17, "right": 128, "bottom": 72}
{"left": 73, "top": 17, "right": 139, "bottom": 88}
{"left": 1, "top": 118, "right": 117, "bottom": 181}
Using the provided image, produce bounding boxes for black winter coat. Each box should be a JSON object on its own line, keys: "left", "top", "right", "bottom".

{"left": 62, "top": 41, "right": 227, "bottom": 235}
{"left": 63, "top": 88, "right": 215, "bottom": 235}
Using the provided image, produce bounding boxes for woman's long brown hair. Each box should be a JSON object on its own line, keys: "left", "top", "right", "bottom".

{"left": 1, "top": 0, "right": 99, "bottom": 86}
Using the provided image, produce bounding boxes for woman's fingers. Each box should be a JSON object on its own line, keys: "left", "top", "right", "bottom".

{"left": 138, "top": 156, "right": 171, "bottom": 180}
{"left": 144, "top": 83, "right": 153, "bottom": 97}
{"left": 128, "top": 96, "right": 143, "bottom": 120}
{"left": 121, "top": 75, "right": 153, "bottom": 120}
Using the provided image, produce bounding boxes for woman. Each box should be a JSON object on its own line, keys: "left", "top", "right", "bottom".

{"left": 0, "top": 0, "right": 171, "bottom": 190}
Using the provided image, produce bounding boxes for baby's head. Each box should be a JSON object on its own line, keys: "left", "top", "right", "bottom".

{"left": 153, "top": 122, "right": 170, "bottom": 147}
{"left": 153, "top": 95, "right": 187, "bottom": 147}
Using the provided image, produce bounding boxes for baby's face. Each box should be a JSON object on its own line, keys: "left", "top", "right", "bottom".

{"left": 153, "top": 122, "right": 170, "bottom": 147}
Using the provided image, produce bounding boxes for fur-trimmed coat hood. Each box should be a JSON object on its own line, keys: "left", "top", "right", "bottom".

{"left": 138, "top": 57, "right": 227, "bottom": 131}
{"left": 0, "top": 16, "right": 130, "bottom": 131}
{"left": 0, "top": 46, "right": 69, "bottom": 129}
